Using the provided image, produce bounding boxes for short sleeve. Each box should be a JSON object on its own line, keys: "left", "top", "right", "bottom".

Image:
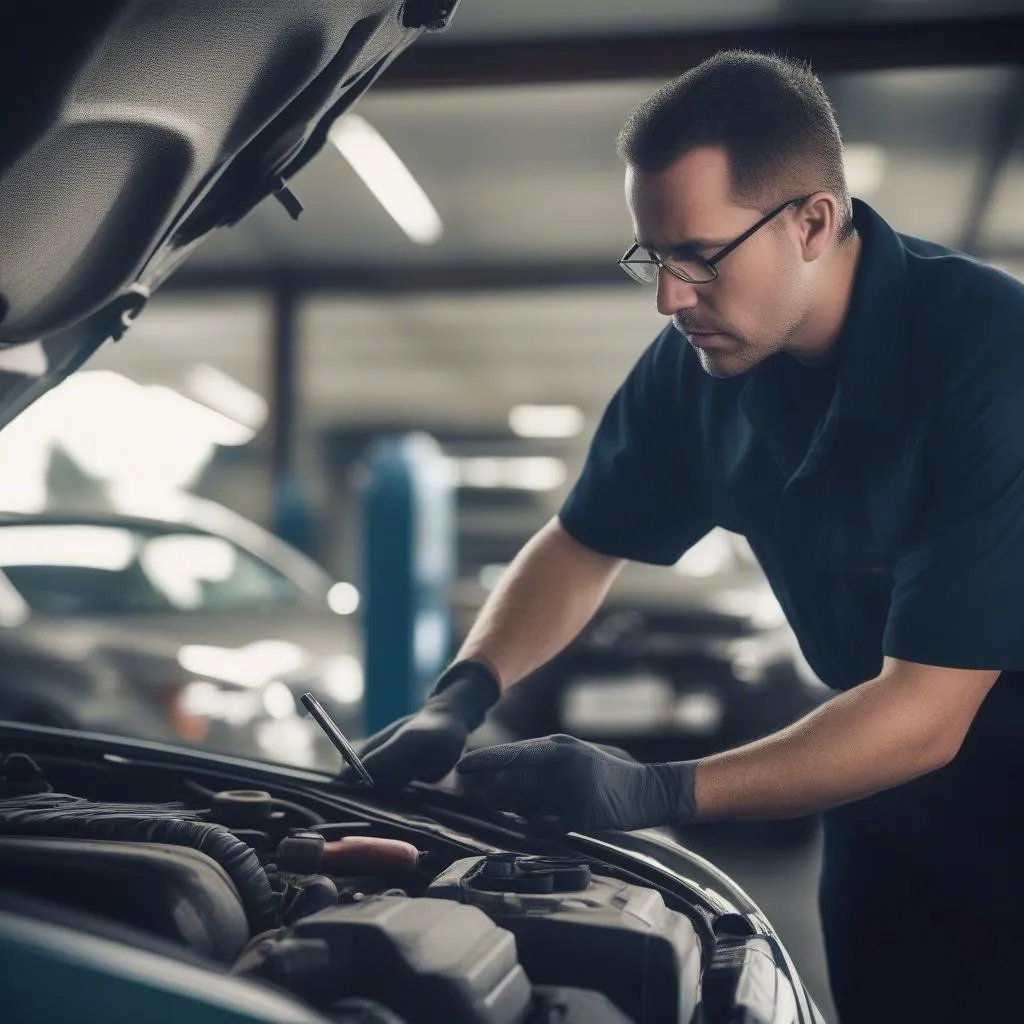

{"left": 558, "top": 326, "right": 714, "bottom": 565}
{"left": 883, "top": 358, "right": 1024, "bottom": 670}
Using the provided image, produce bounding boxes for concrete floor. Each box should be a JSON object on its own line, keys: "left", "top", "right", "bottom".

{"left": 678, "top": 819, "right": 838, "bottom": 1024}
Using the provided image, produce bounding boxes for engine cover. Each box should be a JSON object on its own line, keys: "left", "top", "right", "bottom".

{"left": 427, "top": 854, "right": 703, "bottom": 1024}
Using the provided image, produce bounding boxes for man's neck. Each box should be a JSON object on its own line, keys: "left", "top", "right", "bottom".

{"left": 789, "top": 231, "right": 862, "bottom": 367}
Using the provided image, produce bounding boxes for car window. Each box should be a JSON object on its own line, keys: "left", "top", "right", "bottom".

{"left": 0, "top": 524, "right": 307, "bottom": 616}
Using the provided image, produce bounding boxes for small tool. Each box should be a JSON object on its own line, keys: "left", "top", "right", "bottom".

{"left": 300, "top": 692, "right": 374, "bottom": 787}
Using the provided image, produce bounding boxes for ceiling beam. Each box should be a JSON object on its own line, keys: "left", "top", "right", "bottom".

{"left": 378, "top": 14, "right": 1024, "bottom": 91}
{"left": 164, "top": 260, "right": 627, "bottom": 294}
{"left": 165, "top": 245, "right": 1024, "bottom": 295}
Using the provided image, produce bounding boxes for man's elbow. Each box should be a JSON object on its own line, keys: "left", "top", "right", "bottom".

{"left": 879, "top": 658, "right": 1000, "bottom": 776}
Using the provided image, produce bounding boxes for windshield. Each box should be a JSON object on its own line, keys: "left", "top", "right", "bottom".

{"left": 0, "top": 523, "right": 308, "bottom": 617}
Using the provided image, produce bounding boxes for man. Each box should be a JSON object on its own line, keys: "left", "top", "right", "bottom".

{"left": 349, "top": 52, "right": 1024, "bottom": 1022}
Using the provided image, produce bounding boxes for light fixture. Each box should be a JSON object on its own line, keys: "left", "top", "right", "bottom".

{"left": 185, "top": 364, "right": 268, "bottom": 431}
{"left": 328, "top": 114, "right": 443, "bottom": 245}
{"left": 843, "top": 143, "right": 888, "bottom": 198}
{"left": 508, "top": 404, "right": 585, "bottom": 439}
{"left": 327, "top": 581, "right": 360, "bottom": 615}
{"left": 450, "top": 456, "right": 567, "bottom": 492}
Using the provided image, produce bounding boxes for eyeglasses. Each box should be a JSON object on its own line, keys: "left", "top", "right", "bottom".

{"left": 618, "top": 194, "right": 813, "bottom": 286}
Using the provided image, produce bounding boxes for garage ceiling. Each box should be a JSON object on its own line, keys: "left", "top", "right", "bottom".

{"left": 86, "top": 0, "right": 1024, "bottom": 578}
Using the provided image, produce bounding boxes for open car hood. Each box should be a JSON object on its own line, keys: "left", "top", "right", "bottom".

{"left": 0, "top": 720, "right": 824, "bottom": 1023}
{"left": 0, "top": 0, "right": 459, "bottom": 430}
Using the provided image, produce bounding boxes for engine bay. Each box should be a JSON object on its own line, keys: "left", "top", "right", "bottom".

{"left": 0, "top": 746, "right": 794, "bottom": 1024}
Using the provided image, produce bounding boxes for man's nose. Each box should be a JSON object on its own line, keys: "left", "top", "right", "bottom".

{"left": 656, "top": 267, "right": 700, "bottom": 316}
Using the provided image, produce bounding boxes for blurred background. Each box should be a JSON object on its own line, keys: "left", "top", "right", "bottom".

{"left": 1, "top": 2, "right": 1023, "bottom": 1018}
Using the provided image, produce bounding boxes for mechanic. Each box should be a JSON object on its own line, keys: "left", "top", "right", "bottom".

{"left": 348, "top": 51, "right": 1024, "bottom": 1023}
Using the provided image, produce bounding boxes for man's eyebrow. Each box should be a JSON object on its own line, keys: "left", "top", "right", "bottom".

{"left": 636, "top": 236, "right": 726, "bottom": 254}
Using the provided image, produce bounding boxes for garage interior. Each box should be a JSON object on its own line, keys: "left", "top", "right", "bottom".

{"left": 1, "top": 3, "right": 1023, "bottom": 1020}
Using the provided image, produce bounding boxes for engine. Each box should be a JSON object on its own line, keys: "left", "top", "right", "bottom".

{"left": 0, "top": 750, "right": 771, "bottom": 1024}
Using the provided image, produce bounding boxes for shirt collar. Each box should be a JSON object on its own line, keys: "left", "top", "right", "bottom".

{"left": 828, "top": 198, "right": 913, "bottom": 427}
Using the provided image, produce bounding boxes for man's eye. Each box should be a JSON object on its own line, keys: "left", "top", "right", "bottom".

{"left": 667, "top": 249, "right": 702, "bottom": 262}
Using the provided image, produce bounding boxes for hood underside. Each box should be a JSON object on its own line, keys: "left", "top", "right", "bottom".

{"left": 0, "top": 0, "right": 458, "bottom": 429}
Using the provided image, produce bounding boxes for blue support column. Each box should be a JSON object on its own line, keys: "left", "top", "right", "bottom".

{"left": 269, "top": 287, "right": 314, "bottom": 555}
{"left": 360, "top": 433, "right": 455, "bottom": 734}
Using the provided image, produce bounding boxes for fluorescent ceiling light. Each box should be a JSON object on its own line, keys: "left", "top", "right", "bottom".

{"left": 450, "top": 456, "right": 567, "bottom": 491}
{"left": 329, "top": 114, "right": 442, "bottom": 245}
{"left": 843, "top": 143, "right": 888, "bottom": 198}
{"left": 509, "top": 404, "right": 585, "bottom": 439}
{"left": 185, "top": 364, "right": 268, "bottom": 431}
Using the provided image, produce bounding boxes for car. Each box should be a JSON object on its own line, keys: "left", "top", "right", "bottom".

{"left": 0, "top": 497, "right": 365, "bottom": 768}
{"left": 0, "top": 718, "right": 826, "bottom": 1023}
{"left": 471, "top": 533, "right": 833, "bottom": 765}
{"left": 0, "top": 3, "right": 825, "bottom": 1020}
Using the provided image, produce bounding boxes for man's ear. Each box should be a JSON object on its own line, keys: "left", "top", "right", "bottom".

{"left": 797, "top": 192, "right": 837, "bottom": 263}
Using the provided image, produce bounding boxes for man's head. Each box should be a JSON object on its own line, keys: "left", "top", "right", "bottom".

{"left": 618, "top": 51, "right": 858, "bottom": 378}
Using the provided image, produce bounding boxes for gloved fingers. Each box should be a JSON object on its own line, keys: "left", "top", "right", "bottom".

{"left": 348, "top": 714, "right": 467, "bottom": 790}
{"left": 354, "top": 716, "right": 411, "bottom": 758}
{"left": 454, "top": 740, "right": 529, "bottom": 775}
{"left": 457, "top": 761, "right": 563, "bottom": 820}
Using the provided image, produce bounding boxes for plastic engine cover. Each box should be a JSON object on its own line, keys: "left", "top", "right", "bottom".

{"left": 428, "top": 855, "right": 703, "bottom": 1024}
{"left": 244, "top": 895, "right": 533, "bottom": 1024}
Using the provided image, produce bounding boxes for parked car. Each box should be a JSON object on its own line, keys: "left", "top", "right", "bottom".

{"left": 471, "top": 536, "right": 834, "bottom": 765}
{"left": 0, "top": 4, "right": 826, "bottom": 1021}
{"left": 0, "top": 499, "right": 364, "bottom": 768}
{"left": 0, "top": 719, "right": 826, "bottom": 1023}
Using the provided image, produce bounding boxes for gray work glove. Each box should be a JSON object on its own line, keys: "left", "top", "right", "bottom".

{"left": 343, "top": 660, "right": 501, "bottom": 790}
{"left": 455, "top": 733, "right": 698, "bottom": 834}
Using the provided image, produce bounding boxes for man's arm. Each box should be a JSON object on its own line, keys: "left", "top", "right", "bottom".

{"left": 456, "top": 517, "right": 626, "bottom": 690}
{"left": 693, "top": 657, "right": 999, "bottom": 820}
{"left": 456, "top": 657, "right": 1001, "bottom": 832}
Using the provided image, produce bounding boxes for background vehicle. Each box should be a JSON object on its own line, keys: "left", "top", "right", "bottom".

{"left": 468, "top": 533, "right": 833, "bottom": 764}
{"left": 0, "top": 497, "right": 363, "bottom": 767}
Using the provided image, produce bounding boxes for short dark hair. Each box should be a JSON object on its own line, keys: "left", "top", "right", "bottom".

{"left": 617, "top": 50, "right": 853, "bottom": 240}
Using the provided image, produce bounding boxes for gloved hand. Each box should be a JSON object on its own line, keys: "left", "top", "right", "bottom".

{"left": 342, "top": 660, "right": 501, "bottom": 790}
{"left": 455, "top": 733, "right": 697, "bottom": 834}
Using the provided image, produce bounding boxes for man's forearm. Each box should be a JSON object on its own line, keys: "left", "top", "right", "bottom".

{"left": 691, "top": 668, "right": 960, "bottom": 821}
{"left": 456, "top": 518, "right": 624, "bottom": 691}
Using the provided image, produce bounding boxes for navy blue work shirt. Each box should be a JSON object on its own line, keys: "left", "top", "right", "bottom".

{"left": 560, "top": 199, "right": 1024, "bottom": 706}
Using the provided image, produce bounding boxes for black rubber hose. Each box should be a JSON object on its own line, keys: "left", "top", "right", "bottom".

{"left": 0, "top": 794, "right": 277, "bottom": 931}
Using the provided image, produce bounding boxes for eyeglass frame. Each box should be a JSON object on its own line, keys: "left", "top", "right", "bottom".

{"left": 618, "top": 194, "right": 815, "bottom": 285}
